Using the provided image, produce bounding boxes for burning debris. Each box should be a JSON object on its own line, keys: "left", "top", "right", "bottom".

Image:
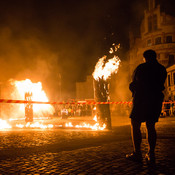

{"left": 92, "top": 43, "right": 121, "bottom": 129}
{"left": 12, "top": 79, "right": 55, "bottom": 117}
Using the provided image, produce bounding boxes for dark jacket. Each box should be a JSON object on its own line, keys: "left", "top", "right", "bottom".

{"left": 129, "top": 60, "right": 167, "bottom": 122}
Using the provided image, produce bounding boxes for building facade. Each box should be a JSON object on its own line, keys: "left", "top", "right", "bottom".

{"left": 76, "top": 75, "right": 94, "bottom": 100}
{"left": 166, "top": 65, "right": 175, "bottom": 100}
{"left": 129, "top": 0, "right": 175, "bottom": 100}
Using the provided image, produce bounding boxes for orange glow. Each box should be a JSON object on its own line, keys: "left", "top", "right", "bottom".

{"left": 64, "top": 122, "right": 106, "bottom": 130}
{"left": 16, "top": 122, "right": 54, "bottom": 129}
{"left": 64, "top": 115, "right": 106, "bottom": 130}
{"left": 92, "top": 55, "right": 120, "bottom": 81}
{"left": 0, "top": 119, "right": 12, "bottom": 129}
{"left": 10, "top": 79, "right": 54, "bottom": 116}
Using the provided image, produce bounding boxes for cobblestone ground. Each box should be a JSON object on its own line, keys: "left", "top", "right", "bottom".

{"left": 0, "top": 117, "right": 175, "bottom": 175}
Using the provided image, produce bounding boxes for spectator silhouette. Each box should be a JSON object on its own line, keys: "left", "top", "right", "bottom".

{"left": 126, "top": 50, "right": 167, "bottom": 163}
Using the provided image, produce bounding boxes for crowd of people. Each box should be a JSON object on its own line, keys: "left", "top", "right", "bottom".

{"left": 54, "top": 104, "right": 94, "bottom": 118}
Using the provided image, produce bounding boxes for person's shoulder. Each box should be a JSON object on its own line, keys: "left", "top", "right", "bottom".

{"left": 136, "top": 63, "right": 146, "bottom": 69}
{"left": 135, "top": 63, "right": 147, "bottom": 71}
{"left": 157, "top": 62, "right": 167, "bottom": 71}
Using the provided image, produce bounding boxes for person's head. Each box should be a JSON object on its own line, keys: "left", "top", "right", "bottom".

{"left": 143, "top": 49, "right": 157, "bottom": 62}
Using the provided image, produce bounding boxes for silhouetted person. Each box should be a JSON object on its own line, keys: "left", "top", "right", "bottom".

{"left": 126, "top": 50, "right": 167, "bottom": 163}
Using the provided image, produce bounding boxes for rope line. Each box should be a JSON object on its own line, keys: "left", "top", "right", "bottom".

{"left": 0, "top": 99, "right": 173, "bottom": 105}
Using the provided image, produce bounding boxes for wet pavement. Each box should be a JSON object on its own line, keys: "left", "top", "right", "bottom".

{"left": 0, "top": 116, "right": 175, "bottom": 174}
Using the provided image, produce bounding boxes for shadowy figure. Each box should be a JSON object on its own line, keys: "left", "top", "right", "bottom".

{"left": 126, "top": 50, "right": 167, "bottom": 164}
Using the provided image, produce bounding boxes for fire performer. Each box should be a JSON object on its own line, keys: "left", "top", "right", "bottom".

{"left": 126, "top": 50, "right": 167, "bottom": 163}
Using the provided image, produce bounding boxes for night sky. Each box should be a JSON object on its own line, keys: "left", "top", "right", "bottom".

{"left": 0, "top": 0, "right": 174, "bottom": 100}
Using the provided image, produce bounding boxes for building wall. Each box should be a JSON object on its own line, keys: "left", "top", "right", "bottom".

{"left": 166, "top": 65, "right": 175, "bottom": 100}
{"left": 129, "top": 0, "right": 175, "bottom": 99}
{"left": 129, "top": 0, "right": 175, "bottom": 73}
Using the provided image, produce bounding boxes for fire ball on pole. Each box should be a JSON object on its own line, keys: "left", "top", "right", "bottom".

{"left": 92, "top": 44, "right": 121, "bottom": 130}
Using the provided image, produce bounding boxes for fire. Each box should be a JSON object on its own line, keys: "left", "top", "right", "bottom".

{"left": 93, "top": 55, "right": 121, "bottom": 81}
{"left": 92, "top": 44, "right": 121, "bottom": 81}
{"left": 64, "top": 115, "right": 106, "bottom": 130}
{"left": 10, "top": 79, "right": 54, "bottom": 116}
{"left": 93, "top": 115, "right": 97, "bottom": 122}
{"left": 92, "top": 43, "right": 121, "bottom": 129}
{"left": 64, "top": 122, "right": 106, "bottom": 130}
{"left": 16, "top": 122, "right": 54, "bottom": 129}
{"left": 0, "top": 119, "right": 12, "bottom": 129}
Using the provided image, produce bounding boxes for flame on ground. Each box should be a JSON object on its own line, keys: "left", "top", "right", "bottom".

{"left": 65, "top": 122, "right": 106, "bottom": 130}
{"left": 0, "top": 119, "right": 12, "bottom": 129}
{"left": 16, "top": 122, "right": 53, "bottom": 129}
{"left": 64, "top": 115, "right": 106, "bottom": 130}
{"left": 0, "top": 115, "right": 106, "bottom": 130}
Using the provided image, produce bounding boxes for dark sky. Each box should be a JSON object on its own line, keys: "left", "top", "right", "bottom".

{"left": 0, "top": 0, "right": 174, "bottom": 100}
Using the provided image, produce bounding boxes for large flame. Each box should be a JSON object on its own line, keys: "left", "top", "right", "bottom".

{"left": 10, "top": 79, "right": 54, "bottom": 116}
{"left": 93, "top": 44, "right": 121, "bottom": 81}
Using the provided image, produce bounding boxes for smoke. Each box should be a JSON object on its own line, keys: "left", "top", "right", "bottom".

{"left": 109, "top": 59, "right": 132, "bottom": 117}
{"left": 0, "top": 26, "right": 59, "bottom": 119}
{"left": 0, "top": 26, "right": 61, "bottom": 101}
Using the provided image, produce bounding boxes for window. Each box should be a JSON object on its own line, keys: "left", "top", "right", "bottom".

{"left": 147, "top": 39, "right": 152, "bottom": 46}
{"left": 173, "top": 72, "right": 175, "bottom": 85}
{"left": 166, "top": 36, "right": 172, "bottom": 43}
{"left": 155, "top": 37, "right": 161, "bottom": 45}
{"left": 148, "top": 15, "right": 157, "bottom": 32}
{"left": 157, "top": 53, "right": 160, "bottom": 59}
{"left": 153, "top": 15, "right": 157, "bottom": 30}
{"left": 168, "top": 74, "right": 171, "bottom": 86}
{"left": 168, "top": 55, "right": 175, "bottom": 66}
{"left": 148, "top": 16, "right": 152, "bottom": 32}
